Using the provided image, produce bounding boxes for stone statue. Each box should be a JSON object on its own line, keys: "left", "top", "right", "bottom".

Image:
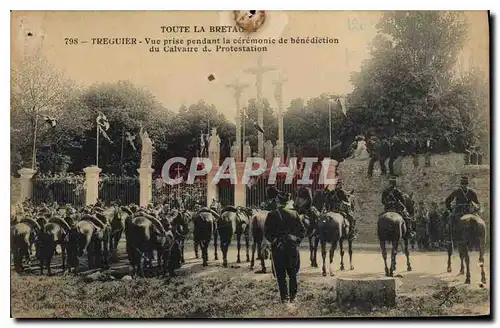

{"left": 208, "top": 127, "right": 221, "bottom": 167}
{"left": 230, "top": 141, "right": 241, "bottom": 161}
{"left": 243, "top": 141, "right": 251, "bottom": 162}
{"left": 140, "top": 131, "right": 153, "bottom": 168}
{"left": 264, "top": 140, "right": 274, "bottom": 166}
{"left": 274, "top": 139, "right": 283, "bottom": 162}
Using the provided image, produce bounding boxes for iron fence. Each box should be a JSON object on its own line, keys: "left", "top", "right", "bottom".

{"left": 98, "top": 176, "right": 140, "bottom": 206}
{"left": 218, "top": 179, "right": 235, "bottom": 206}
{"left": 32, "top": 175, "right": 86, "bottom": 207}
{"left": 152, "top": 177, "right": 207, "bottom": 210}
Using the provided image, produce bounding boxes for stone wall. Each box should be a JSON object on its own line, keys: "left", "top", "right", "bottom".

{"left": 338, "top": 153, "right": 491, "bottom": 244}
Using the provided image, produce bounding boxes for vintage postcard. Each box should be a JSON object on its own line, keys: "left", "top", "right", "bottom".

{"left": 10, "top": 11, "right": 490, "bottom": 318}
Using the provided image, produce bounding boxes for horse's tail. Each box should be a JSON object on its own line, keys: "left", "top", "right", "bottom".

{"left": 466, "top": 219, "right": 485, "bottom": 251}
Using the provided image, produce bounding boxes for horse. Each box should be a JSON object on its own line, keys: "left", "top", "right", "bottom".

{"left": 192, "top": 202, "right": 218, "bottom": 267}
{"left": 446, "top": 213, "right": 487, "bottom": 285}
{"left": 125, "top": 213, "right": 177, "bottom": 277}
{"left": 377, "top": 193, "right": 415, "bottom": 276}
{"left": 11, "top": 218, "right": 40, "bottom": 273}
{"left": 165, "top": 208, "right": 191, "bottom": 264}
{"left": 38, "top": 216, "right": 72, "bottom": 275}
{"left": 67, "top": 214, "right": 110, "bottom": 273}
{"left": 109, "top": 206, "right": 129, "bottom": 260}
{"left": 217, "top": 206, "right": 252, "bottom": 267}
{"left": 249, "top": 210, "right": 269, "bottom": 273}
{"left": 315, "top": 191, "right": 356, "bottom": 276}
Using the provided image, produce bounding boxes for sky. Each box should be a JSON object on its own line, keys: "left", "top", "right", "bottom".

{"left": 11, "top": 11, "right": 489, "bottom": 122}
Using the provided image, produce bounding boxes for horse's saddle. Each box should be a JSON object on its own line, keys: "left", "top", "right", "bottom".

{"left": 81, "top": 214, "right": 107, "bottom": 231}
{"left": 48, "top": 216, "right": 72, "bottom": 233}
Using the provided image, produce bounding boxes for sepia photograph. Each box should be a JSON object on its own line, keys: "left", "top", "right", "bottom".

{"left": 9, "top": 10, "right": 491, "bottom": 319}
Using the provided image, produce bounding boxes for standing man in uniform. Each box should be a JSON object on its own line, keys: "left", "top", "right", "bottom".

{"left": 264, "top": 191, "right": 306, "bottom": 305}
{"left": 381, "top": 176, "right": 415, "bottom": 238}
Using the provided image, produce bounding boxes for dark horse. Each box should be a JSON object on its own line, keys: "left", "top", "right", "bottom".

{"left": 250, "top": 210, "right": 270, "bottom": 273}
{"left": 192, "top": 202, "right": 218, "bottom": 266}
{"left": 194, "top": 199, "right": 220, "bottom": 262}
{"left": 314, "top": 191, "right": 356, "bottom": 276}
{"left": 217, "top": 206, "right": 252, "bottom": 267}
{"left": 377, "top": 193, "right": 415, "bottom": 276}
{"left": 447, "top": 213, "right": 487, "bottom": 284}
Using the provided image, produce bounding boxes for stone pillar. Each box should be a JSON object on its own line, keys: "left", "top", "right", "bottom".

{"left": 18, "top": 168, "right": 36, "bottom": 203}
{"left": 83, "top": 166, "right": 102, "bottom": 206}
{"left": 206, "top": 166, "right": 219, "bottom": 207}
{"left": 138, "top": 167, "right": 154, "bottom": 208}
{"left": 234, "top": 162, "right": 247, "bottom": 207}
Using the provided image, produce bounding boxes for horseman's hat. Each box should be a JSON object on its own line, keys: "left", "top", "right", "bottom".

{"left": 266, "top": 185, "right": 279, "bottom": 199}
{"left": 460, "top": 176, "right": 469, "bottom": 185}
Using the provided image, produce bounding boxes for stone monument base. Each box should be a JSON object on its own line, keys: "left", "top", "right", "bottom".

{"left": 335, "top": 276, "right": 396, "bottom": 309}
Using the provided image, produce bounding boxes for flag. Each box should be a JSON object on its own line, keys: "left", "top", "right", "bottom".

{"left": 253, "top": 122, "right": 264, "bottom": 134}
{"left": 244, "top": 111, "right": 265, "bottom": 134}
{"left": 42, "top": 115, "right": 57, "bottom": 128}
{"left": 96, "top": 112, "right": 110, "bottom": 131}
{"left": 338, "top": 96, "right": 347, "bottom": 116}
{"left": 99, "top": 126, "right": 113, "bottom": 143}
{"left": 125, "top": 132, "right": 136, "bottom": 151}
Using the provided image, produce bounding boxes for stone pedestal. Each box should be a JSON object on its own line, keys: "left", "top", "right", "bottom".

{"left": 18, "top": 168, "right": 36, "bottom": 203}
{"left": 336, "top": 277, "right": 396, "bottom": 309}
{"left": 234, "top": 162, "right": 247, "bottom": 207}
{"left": 138, "top": 167, "right": 154, "bottom": 208}
{"left": 207, "top": 166, "right": 219, "bottom": 206}
{"left": 83, "top": 166, "right": 102, "bottom": 206}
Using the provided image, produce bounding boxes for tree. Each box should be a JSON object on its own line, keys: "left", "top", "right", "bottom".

{"left": 76, "top": 81, "right": 174, "bottom": 175}
{"left": 11, "top": 52, "right": 88, "bottom": 173}
{"left": 348, "top": 12, "right": 469, "bottom": 141}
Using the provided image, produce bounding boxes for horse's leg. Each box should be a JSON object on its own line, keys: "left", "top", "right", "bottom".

{"left": 458, "top": 243, "right": 465, "bottom": 275}
{"left": 62, "top": 245, "right": 66, "bottom": 273}
{"left": 463, "top": 245, "right": 471, "bottom": 284}
{"left": 339, "top": 238, "right": 345, "bottom": 271}
{"left": 447, "top": 238, "right": 453, "bottom": 273}
{"left": 250, "top": 240, "right": 256, "bottom": 270}
{"left": 313, "top": 235, "right": 320, "bottom": 268}
{"left": 258, "top": 242, "right": 266, "bottom": 273}
{"left": 202, "top": 241, "right": 208, "bottom": 267}
{"left": 478, "top": 236, "right": 487, "bottom": 284}
{"left": 309, "top": 236, "right": 314, "bottom": 267}
{"left": 245, "top": 232, "right": 250, "bottom": 263}
{"left": 348, "top": 238, "right": 354, "bottom": 270}
{"left": 329, "top": 241, "right": 338, "bottom": 276}
{"left": 213, "top": 229, "right": 219, "bottom": 261}
{"left": 180, "top": 238, "right": 185, "bottom": 264}
{"left": 222, "top": 241, "right": 228, "bottom": 268}
{"left": 404, "top": 237, "right": 412, "bottom": 271}
{"left": 380, "top": 240, "right": 389, "bottom": 276}
{"left": 194, "top": 238, "right": 199, "bottom": 259}
{"left": 236, "top": 233, "right": 242, "bottom": 264}
{"left": 321, "top": 239, "right": 327, "bottom": 276}
{"left": 389, "top": 240, "right": 399, "bottom": 276}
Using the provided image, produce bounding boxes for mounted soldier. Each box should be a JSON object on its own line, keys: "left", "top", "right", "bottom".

{"left": 381, "top": 176, "right": 415, "bottom": 238}
{"left": 326, "top": 178, "right": 357, "bottom": 239}
{"left": 445, "top": 176, "right": 481, "bottom": 235}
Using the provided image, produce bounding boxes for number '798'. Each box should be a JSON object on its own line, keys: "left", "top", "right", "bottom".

{"left": 65, "top": 38, "right": 79, "bottom": 45}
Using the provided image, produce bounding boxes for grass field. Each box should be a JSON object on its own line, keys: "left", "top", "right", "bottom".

{"left": 11, "top": 269, "right": 490, "bottom": 318}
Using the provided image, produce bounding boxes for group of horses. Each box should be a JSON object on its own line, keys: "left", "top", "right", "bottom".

{"left": 11, "top": 186, "right": 488, "bottom": 285}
